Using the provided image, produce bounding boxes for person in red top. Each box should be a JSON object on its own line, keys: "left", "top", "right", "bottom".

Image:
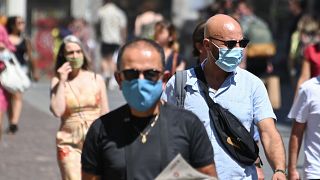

{"left": 295, "top": 38, "right": 320, "bottom": 96}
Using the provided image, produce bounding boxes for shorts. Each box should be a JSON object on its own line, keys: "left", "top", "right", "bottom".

{"left": 100, "top": 43, "right": 119, "bottom": 58}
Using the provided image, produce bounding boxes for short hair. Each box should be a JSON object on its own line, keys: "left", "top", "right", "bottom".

{"left": 54, "top": 35, "right": 90, "bottom": 73}
{"left": 192, "top": 21, "right": 206, "bottom": 57}
{"left": 117, "top": 38, "right": 165, "bottom": 71}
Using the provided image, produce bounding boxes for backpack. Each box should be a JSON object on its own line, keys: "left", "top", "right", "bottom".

{"left": 244, "top": 16, "right": 276, "bottom": 58}
{"left": 174, "top": 68, "right": 261, "bottom": 166}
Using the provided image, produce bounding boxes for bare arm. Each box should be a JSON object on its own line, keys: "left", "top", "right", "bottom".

{"left": 50, "top": 62, "right": 72, "bottom": 117}
{"left": 82, "top": 172, "right": 101, "bottom": 180}
{"left": 25, "top": 38, "right": 39, "bottom": 81}
{"left": 295, "top": 59, "right": 310, "bottom": 97}
{"left": 96, "top": 74, "right": 109, "bottom": 114}
{"left": 288, "top": 121, "right": 306, "bottom": 180}
{"left": 257, "top": 118, "right": 286, "bottom": 180}
{"left": 196, "top": 164, "right": 217, "bottom": 178}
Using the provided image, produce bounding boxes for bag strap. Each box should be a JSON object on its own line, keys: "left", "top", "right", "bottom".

{"left": 159, "top": 106, "right": 169, "bottom": 168}
{"left": 193, "top": 66, "right": 215, "bottom": 108}
{"left": 194, "top": 66, "right": 263, "bottom": 166}
{"left": 174, "top": 70, "right": 187, "bottom": 108}
{"left": 171, "top": 52, "right": 178, "bottom": 75}
{"left": 124, "top": 142, "right": 133, "bottom": 180}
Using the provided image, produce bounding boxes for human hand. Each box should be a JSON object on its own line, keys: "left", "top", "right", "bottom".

{"left": 288, "top": 168, "right": 300, "bottom": 180}
{"left": 256, "top": 166, "right": 265, "bottom": 180}
{"left": 272, "top": 171, "right": 286, "bottom": 180}
{"left": 57, "top": 62, "right": 72, "bottom": 82}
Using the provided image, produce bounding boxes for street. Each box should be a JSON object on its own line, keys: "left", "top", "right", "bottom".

{"left": 0, "top": 78, "right": 303, "bottom": 179}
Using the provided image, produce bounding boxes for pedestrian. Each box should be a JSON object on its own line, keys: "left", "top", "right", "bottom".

{"left": 294, "top": 28, "right": 320, "bottom": 96}
{"left": 3, "top": 16, "right": 37, "bottom": 135}
{"left": 134, "top": 1, "right": 163, "bottom": 39}
{"left": 0, "top": 24, "right": 16, "bottom": 140}
{"left": 6, "top": 16, "right": 39, "bottom": 81}
{"left": 234, "top": 0, "right": 281, "bottom": 110}
{"left": 192, "top": 21, "right": 207, "bottom": 65}
{"left": 162, "top": 14, "right": 286, "bottom": 179}
{"left": 288, "top": 76, "right": 320, "bottom": 180}
{"left": 81, "top": 38, "right": 217, "bottom": 179}
{"left": 97, "top": 0, "right": 127, "bottom": 90}
{"left": 154, "top": 20, "right": 186, "bottom": 76}
{"left": 50, "top": 35, "right": 109, "bottom": 180}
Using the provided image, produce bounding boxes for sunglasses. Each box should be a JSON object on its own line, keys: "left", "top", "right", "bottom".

{"left": 208, "top": 37, "right": 249, "bottom": 49}
{"left": 121, "top": 69, "right": 161, "bottom": 82}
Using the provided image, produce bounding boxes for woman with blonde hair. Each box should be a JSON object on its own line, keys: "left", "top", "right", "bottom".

{"left": 50, "top": 35, "right": 109, "bottom": 180}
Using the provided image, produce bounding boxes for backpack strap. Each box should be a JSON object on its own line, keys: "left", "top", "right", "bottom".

{"left": 174, "top": 70, "right": 187, "bottom": 108}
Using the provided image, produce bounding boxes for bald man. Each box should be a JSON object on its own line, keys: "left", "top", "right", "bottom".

{"left": 81, "top": 38, "right": 217, "bottom": 180}
{"left": 162, "top": 14, "right": 286, "bottom": 179}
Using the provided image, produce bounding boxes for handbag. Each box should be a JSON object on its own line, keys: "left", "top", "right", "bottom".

{"left": 193, "top": 66, "right": 260, "bottom": 166}
{"left": 246, "top": 43, "right": 276, "bottom": 58}
{"left": 0, "top": 53, "right": 31, "bottom": 93}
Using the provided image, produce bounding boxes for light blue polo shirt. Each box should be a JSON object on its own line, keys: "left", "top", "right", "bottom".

{"left": 161, "top": 66, "right": 276, "bottom": 179}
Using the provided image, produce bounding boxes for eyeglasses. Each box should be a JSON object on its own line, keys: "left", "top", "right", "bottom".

{"left": 121, "top": 69, "right": 161, "bottom": 82}
{"left": 207, "top": 37, "right": 249, "bottom": 49}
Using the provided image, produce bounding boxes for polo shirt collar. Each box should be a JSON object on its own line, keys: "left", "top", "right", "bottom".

{"left": 185, "top": 59, "right": 238, "bottom": 92}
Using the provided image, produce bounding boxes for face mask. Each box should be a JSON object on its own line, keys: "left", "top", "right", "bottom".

{"left": 211, "top": 43, "right": 244, "bottom": 72}
{"left": 0, "top": 49, "right": 12, "bottom": 61}
{"left": 66, "top": 57, "right": 84, "bottom": 69}
{"left": 122, "top": 79, "right": 163, "bottom": 112}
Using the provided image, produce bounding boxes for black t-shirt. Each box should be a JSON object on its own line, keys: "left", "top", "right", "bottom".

{"left": 81, "top": 103, "right": 214, "bottom": 180}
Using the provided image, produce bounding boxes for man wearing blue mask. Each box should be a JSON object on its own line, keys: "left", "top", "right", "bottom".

{"left": 162, "top": 14, "right": 286, "bottom": 179}
{"left": 81, "top": 38, "right": 217, "bottom": 180}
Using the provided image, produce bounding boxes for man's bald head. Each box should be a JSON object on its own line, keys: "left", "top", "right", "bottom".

{"left": 204, "top": 14, "right": 243, "bottom": 40}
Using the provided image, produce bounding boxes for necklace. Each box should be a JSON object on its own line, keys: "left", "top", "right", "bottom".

{"left": 132, "top": 114, "right": 159, "bottom": 144}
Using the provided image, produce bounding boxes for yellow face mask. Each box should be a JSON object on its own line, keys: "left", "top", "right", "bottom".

{"left": 66, "top": 57, "right": 84, "bottom": 69}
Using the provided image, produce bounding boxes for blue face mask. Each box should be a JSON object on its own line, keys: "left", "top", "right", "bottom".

{"left": 211, "top": 43, "right": 244, "bottom": 72}
{"left": 121, "top": 79, "right": 163, "bottom": 112}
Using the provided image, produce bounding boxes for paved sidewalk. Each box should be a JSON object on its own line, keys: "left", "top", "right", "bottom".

{"left": 0, "top": 101, "right": 60, "bottom": 180}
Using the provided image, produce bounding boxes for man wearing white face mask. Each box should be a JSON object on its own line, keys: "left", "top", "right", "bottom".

{"left": 162, "top": 14, "right": 286, "bottom": 179}
{"left": 81, "top": 38, "right": 217, "bottom": 180}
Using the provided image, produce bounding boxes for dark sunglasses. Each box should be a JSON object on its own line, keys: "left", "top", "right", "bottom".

{"left": 208, "top": 37, "right": 249, "bottom": 49}
{"left": 121, "top": 69, "right": 161, "bottom": 82}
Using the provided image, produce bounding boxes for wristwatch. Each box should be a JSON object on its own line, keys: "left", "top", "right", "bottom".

{"left": 274, "top": 169, "right": 287, "bottom": 176}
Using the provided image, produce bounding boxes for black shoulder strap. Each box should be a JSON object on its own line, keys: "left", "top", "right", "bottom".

{"left": 174, "top": 70, "right": 187, "bottom": 108}
{"left": 124, "top": 143, "right": 133, "bottom": 180}
{"left": 194, "top": 66, "right": 215, "bottom": 108}
{"left": 159, "top": 105, "right": 169, "bottom": 168}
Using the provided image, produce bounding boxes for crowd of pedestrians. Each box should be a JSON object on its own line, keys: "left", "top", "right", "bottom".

{"left": 0, "top": 0, "right": 320, "bottom": 179}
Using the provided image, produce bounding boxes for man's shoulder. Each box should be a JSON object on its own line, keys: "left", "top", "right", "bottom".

{"left": 236, "top": 68, "right": 262, "bottom": 82}
{"left": 98, "top": 104, "right": 130, "bottom": 127}
{"left": 300, "top": 77, "right": 320, "bottom": 93}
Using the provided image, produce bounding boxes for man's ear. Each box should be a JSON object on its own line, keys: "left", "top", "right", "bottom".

{"left": 203, "top": 38, "right": 211, "bottom": 50}
{"left": 114, "top": 72, "right": 122, "bottom": 90}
